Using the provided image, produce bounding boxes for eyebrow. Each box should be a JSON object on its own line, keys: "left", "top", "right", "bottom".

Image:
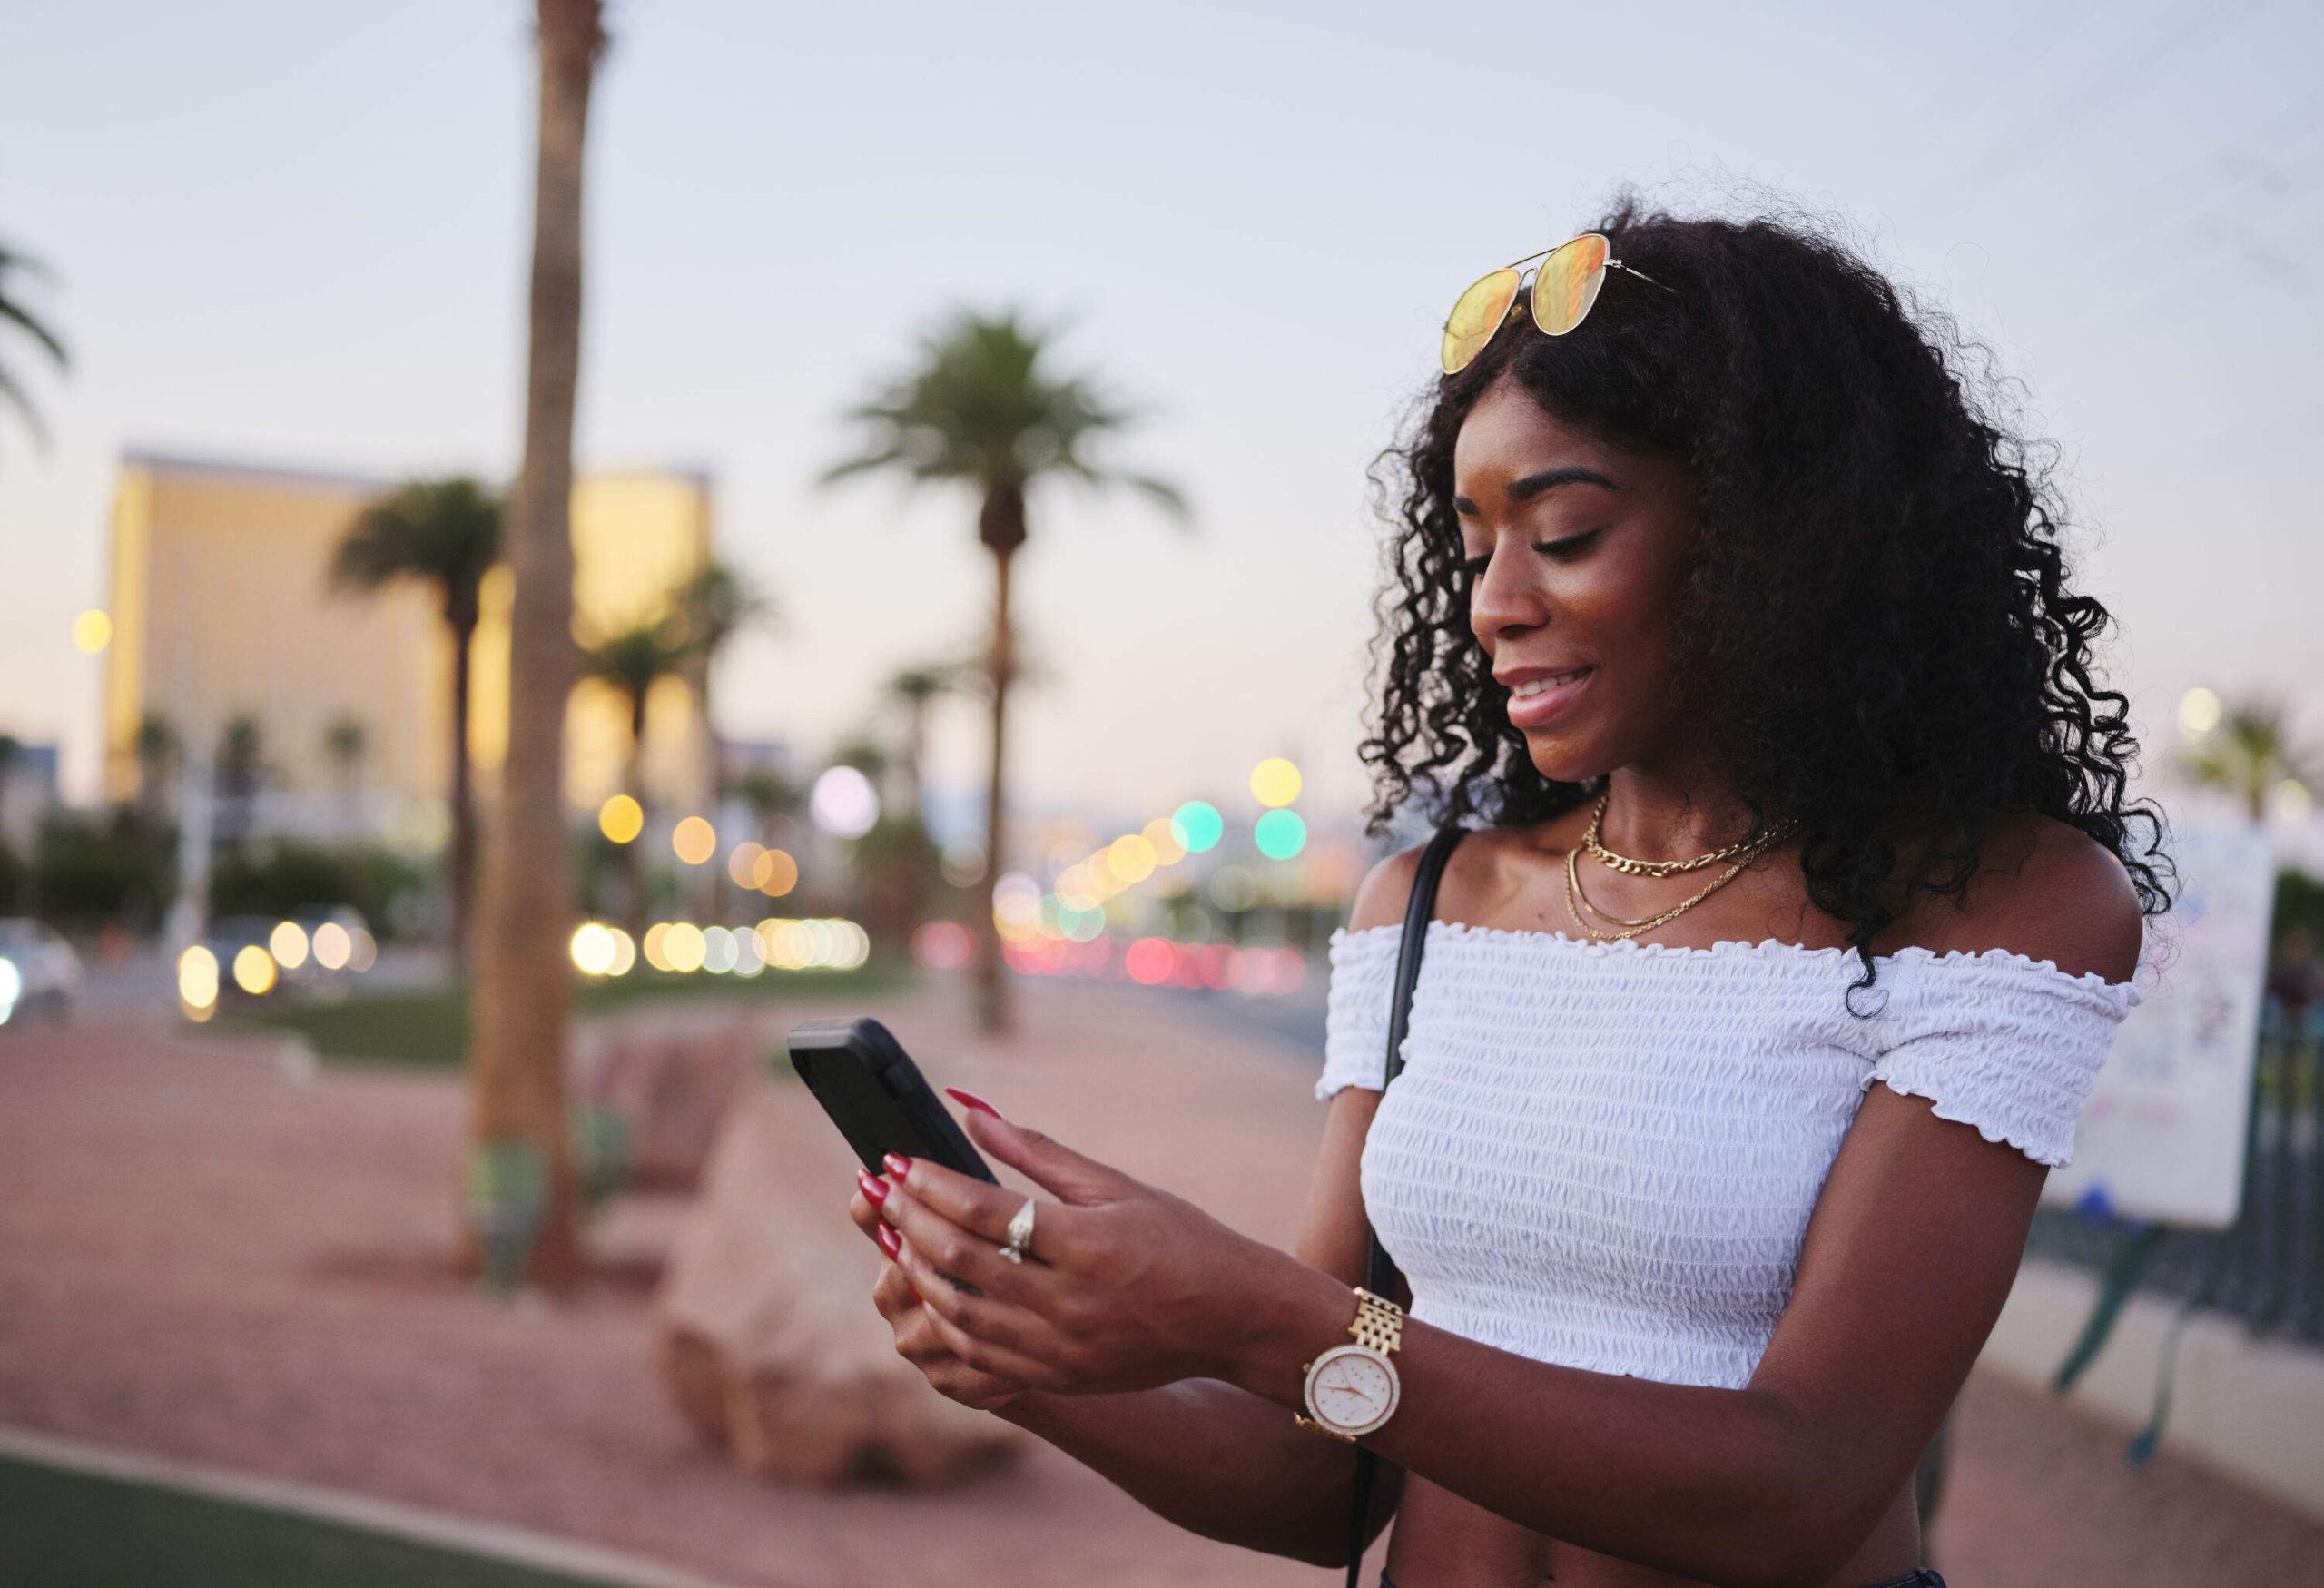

{"left": 1453, "top": 465, "right": 1623, "bottom": 517}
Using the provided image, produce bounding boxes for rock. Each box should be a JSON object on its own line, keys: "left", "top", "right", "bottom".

{"left": 571, "top": 1012, "right": 758, "bottom": 1192}
{"left": 653, "top": 1073, "right": 1026, "bottom": 1485}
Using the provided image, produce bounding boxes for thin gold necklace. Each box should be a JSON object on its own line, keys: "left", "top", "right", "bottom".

{"left": 1581, "top": 788, "right": 1785, "bottom": 878}
{"left": 1565, "top": 791, "right": 1797, "bottom": 942}
{"left": 1564, "top": 837, "right": 1782, "bottom": 941}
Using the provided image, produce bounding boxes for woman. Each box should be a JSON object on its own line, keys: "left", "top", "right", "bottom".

{"left": 846, "top": 196, "right": 2175, "bottom": 1587}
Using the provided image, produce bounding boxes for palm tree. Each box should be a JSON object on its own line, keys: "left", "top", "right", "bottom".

{"left": 671, "top": 560, "right": 772, "bottom": 918}
{"left": 133, "top": 713, "right": 179, "bottom": 825}
{"left": 330, "top": 478, "right": 501, "bottom": 957}
{"left": 323, "top": 715, "right": 368, "bottom": 838}
{"left": 730, "top": 766, "right": 801, "bottom": 849}
{"left": 823, "top": 310, "right": 1187, "bottom": 1031}
{"left": 884, "top": 661, "right": 960, "bottom": 830}
{"left": 468, "top": 0, "right": 606, "bottom": 1294}
{"left": 215, "top": 715, "right": 266, "bottom": 856}
{"left": 2179, "top": 693, "right": 2318, "bottom": 823}
{"left": 581, "top": 618, "right": 690, "bottom": 933}
{"left": 0, "top": 240, "right": 69, "bottom": 456}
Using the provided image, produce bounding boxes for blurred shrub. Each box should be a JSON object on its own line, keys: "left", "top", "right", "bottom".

{"left": 210, "top": 841, "right": 432, "bottom": 938}
{"left": 32, "top": 807, "right": 176, "bottom": 932}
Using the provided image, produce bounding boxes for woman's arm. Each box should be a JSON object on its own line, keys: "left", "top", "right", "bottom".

{"left": 971, "top": 1093, "right": 1395, "bottom": 1565}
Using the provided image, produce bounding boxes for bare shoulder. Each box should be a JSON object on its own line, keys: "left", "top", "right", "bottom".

{"left": 1901, "top": 812, "right": 2144, "bottom": 984}
{"left": 1347, "top": 820, "right": 1573, "bottom": 934}
{"left": 1345, "top": 841, "right": 1431, "bottom": 933}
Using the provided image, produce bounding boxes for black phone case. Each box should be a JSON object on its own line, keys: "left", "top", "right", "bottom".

{"left": 787, "top": 1017, "right": 998, "bottom": 1184}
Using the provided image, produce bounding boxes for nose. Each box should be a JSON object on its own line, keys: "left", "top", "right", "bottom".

{"left": 1468, "top": 538, "right": 1545, "bottom": 647}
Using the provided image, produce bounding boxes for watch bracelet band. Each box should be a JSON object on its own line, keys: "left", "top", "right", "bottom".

{"left": 1349, "top": 1287, "right": 1403, "bottom": 1355}
{"left": 1294, "top": 1286, "right": 1406, "bottom": 1438}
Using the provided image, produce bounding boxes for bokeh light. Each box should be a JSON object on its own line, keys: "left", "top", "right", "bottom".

{"left": 72, "top": 608, "right": 113, "bottom": 655}
{"left": 662, "top": 922, "right": 707, "bottom": 973}
{"left": 672, "top": 816, "right": 717, "bottom": 865}
{"left": 1254, "top": 807, "right": 1308, "bottom": 860}
{"left": 606, "top": 926, "right": 637, "bottom": 976}
{"left": 232, "top": 944, "right": 277, "bottom": 995}
{"left": 1248, "top": 757, "right": 1303, "bottom": 808}
{"left": 2177, "top": 686, "right": 2221, "bottom": 739}
{"left": 992, "top": 872, "right": 1042, "bottom": 932}
{"left": 597, "top": 794, "right": 645, "bottom": 844}
{"left": 2271, "top": 778, "right": 2313, "bottom": 824}
{"left": 642, "top": 922, "right": 673, "bottom": 972}
{"left": 1105, "top": 834, "right": 1157, "bottom": 885}
{"left": 912, "top": 920, "right": 975, "bottom": 970}
{"left": 940, "top": 839, "right": 987, "bottom": 888}
{"left": 269, "top": 921, "right": 310, "bottom": 970}
{"left": 702, "top": 925, "right": 738, "bottom": 974}
{"left": 312, "top": 922, "right": 352, "bottom": 971}
{"left": 757, "top": 846, "right": 799, "bottom": 897}
{"left": 727, "top": 841, "right": 766, "bottom": 888}
{"left": 1141, "top": 817, "right": 1187, "bottom": 866}
{"left": 570, "top": 922, "right": 619, "bottom": 977}
{"left": 1208, "top": 864, "right": 1256, "bottom": 912}
{"left": 811, "top": 765, "right": 881, "bottom": 838}
{"left": 1171, "top": 800, "right": 1223, "bottom": 854}
{"left": 177, "top": 946, "right": 220, "bottom": 1009}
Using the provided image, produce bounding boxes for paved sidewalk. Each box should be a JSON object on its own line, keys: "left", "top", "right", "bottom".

{"left": 3, "top": 984, "right": 2321, "bottom": 1585}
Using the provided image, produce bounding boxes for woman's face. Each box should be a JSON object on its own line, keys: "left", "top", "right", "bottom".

{"left": 1452, "top": 375, "right": 1699, "bottom": 783}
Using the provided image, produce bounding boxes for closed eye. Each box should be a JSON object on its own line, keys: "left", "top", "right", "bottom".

{"left": 1459, "top": 529, "right": 1602, "bottom": 577}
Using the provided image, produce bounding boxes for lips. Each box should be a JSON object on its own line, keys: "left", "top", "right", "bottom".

{"left": 1499, "top": 665, "right": 1594, "bottom": 729}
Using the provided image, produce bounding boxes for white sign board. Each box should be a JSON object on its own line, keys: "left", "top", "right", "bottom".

{"left": 2043, "top": 816, "right": 2276, "bottom": 1228}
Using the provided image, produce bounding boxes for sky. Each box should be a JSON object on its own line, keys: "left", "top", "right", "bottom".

{"left": 1, "top": 0, "right": 2319, "bottom": 837}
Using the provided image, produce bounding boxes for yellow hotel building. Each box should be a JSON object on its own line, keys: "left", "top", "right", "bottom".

{"left": 103, "top": 450, "right": 716, "bottom": 834}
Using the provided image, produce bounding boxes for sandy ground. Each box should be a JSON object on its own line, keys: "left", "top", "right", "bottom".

{"left": 3, "top": 983, "right": 2322, "bottom": 1587}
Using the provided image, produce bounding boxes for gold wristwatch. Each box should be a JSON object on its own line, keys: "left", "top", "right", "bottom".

{"left": 1295, "top": 1287, "right": 1404, "bottom": 1441}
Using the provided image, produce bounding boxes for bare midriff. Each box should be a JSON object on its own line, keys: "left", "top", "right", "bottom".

{"left": 1382, "top": 1472, "right": 1923, "bottom": 1586}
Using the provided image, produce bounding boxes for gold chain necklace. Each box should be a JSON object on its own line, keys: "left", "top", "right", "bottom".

{"left": 1581, "top": 788, "right": 1785, "bottom": 877}
{"left": 1564, "top": 791, "right": 1798, "bottom": 942}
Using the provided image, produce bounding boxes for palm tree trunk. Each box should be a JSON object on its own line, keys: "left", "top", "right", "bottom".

{"left": 468, "top": 0, "right": 601, "bottom": 1292}
{"left": 901, "top": 695, "right": 928, "bottom": 829}
{"left": 975, "top": 543, "right": 1016, "bottom": 1034}
{"left": 447, "top": 610, "right": 478, "bottom": 967}
{"left": 623, "top": 686, "right": 648, "bottom": 940}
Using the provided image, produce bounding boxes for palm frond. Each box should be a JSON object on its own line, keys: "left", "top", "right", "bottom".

{"left": 0, "top": 360, "right": 51, "bottom": 450}
{"left": 821, "top": 307, "right": 1185, "bottom": 531}
{"left": 0, "top": 293, "right": 68, "bottom": 370}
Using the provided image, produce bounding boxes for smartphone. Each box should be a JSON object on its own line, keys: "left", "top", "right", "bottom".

{"left": 788, "top": 1016, "right": 998, "bottom": 1185}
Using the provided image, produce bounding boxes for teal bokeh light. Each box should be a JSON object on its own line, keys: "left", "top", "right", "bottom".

{"left": 1254, "top": 808, "right": 1306, "bottom": 860}
{"left": 1171, "top": 800, "right": 1224, "bottom": 854}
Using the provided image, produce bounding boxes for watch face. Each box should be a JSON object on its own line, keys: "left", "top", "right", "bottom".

{"left": 1304, "top": 1345, "right": 1399, "bottom": 1435}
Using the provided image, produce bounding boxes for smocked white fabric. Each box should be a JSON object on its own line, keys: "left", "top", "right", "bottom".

{"left": 1318, "top": 922, "right": 2146, "bottom": 1391}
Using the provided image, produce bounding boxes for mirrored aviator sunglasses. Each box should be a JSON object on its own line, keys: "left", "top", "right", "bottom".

{"left": 1439, "top": 232, "right": 1674, "bottom": 376}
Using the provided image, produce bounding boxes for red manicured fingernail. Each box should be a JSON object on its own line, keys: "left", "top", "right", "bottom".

{"left": 876, "top": 1224, "right": 901, "bottom": 1258}
{"left": 856, "top": 1170, "right": 888, "bottom": 1206}
{"left": 945, "top": 1087, "right": 1002, "bottom": 1118}
{"left": 882, "top": 1152, "right": 913, "bottom": 1179}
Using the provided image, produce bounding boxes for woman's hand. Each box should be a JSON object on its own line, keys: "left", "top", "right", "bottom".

{"left": 849, "top": 1176, "right": 1027, "bottom": 1411}
{"left": 858, "top": 1089, "right": 1326, "bottom": 1399}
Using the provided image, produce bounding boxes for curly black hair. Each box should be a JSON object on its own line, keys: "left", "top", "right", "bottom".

{"left": 1359, "top": 192, "right": 2176, "bottom": 1006}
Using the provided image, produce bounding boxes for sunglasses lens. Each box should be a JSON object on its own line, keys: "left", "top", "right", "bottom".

{"left": 1441, "top": 268, "right": 1521, "bottom": 374}
{"left": 1531, "top": 233, "right": 1610, "bottom": 336}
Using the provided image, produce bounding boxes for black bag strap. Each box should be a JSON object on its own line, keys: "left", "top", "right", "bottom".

{"left": 1344, "top": 821, "right": 1466, "bottom": 1588}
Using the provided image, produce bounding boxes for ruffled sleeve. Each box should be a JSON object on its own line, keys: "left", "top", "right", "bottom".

{"left": 1857, "top": 947, "right": 2148, "bottom": 1169}
{"left": 1317, "top": 926, "right": 1402, "bottom": 1100}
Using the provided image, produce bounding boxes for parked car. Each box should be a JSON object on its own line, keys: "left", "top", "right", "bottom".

{"left": 193, "top": 915, "right": 286, "bottom": 1008}
{"left": 0, "top": 919, "right": 84, "bottom": 1024}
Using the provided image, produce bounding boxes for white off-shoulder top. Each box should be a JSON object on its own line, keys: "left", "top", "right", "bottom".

{"left": 1317, "top": 922, "right": 2148, "bottom": 1391}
